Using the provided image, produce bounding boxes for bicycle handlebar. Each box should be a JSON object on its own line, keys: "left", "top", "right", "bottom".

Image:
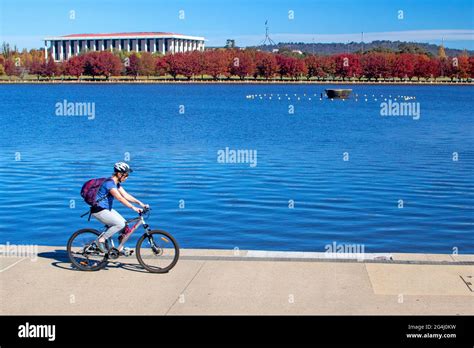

{"left": 139, "top": 206, "right": 151, "bottom": 216}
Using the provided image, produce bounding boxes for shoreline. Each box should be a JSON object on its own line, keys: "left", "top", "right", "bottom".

{"left": 1, "top": 79, "right": 473, "bottom": 85}
{"left": 1, "top": 246, "right": 473, "bottom": 263}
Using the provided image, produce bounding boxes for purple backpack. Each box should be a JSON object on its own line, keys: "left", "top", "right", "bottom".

{"left": 80, "top": 177, "right": 113, "bottom": 206}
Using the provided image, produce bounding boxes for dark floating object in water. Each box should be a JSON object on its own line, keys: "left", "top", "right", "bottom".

{"left": 325, "top": 89, "right": 353, "bottom": 99}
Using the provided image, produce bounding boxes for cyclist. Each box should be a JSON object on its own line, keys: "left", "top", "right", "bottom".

{"left": 93, "top": 162, "right": 148, "bottom": 253}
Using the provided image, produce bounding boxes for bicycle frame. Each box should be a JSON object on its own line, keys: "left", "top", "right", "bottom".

{"left": 97, "top": 211, "right": 152, "bottom": 250}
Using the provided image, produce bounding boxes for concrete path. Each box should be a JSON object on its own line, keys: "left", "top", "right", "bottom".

{"left": 1, "top": 246, "right": 473, "bottom": 315}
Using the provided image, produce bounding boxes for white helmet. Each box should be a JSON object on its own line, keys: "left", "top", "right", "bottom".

{"left": 114, "top": 162, "right": 133, "bottom": 174}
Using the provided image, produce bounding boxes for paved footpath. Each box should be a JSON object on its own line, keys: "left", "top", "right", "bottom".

{"left": 0, "top": 246, "right": 473, "bottom": 315}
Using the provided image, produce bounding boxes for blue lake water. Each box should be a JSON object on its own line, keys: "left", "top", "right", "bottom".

{"left": 0, "top": 84, "right": 473, "bottom": 254}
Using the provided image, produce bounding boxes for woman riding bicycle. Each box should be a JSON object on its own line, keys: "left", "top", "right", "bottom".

{"left": 93, "top": 162, "right": 148, "bottom": 253}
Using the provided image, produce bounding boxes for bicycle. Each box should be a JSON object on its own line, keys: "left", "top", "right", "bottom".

{"left": 67, "top": 207, "right": 179, "bottom": 273}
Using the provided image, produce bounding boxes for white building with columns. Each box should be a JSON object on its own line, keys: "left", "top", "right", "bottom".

{"left": 44, "top": 32, "right": 206, "bottom": 61}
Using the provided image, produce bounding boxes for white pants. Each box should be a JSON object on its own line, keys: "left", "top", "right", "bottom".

{"left": 92, "top": 209, "right": 126, "bottom": 239}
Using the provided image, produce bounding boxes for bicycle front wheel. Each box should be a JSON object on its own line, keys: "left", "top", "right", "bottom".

{"left": 136, "top": 230, "right": 179, "bottom": 273}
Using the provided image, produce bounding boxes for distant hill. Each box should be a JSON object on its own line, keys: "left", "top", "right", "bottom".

{"left": 251, "top": 40, "right": 472, "bottom": 56}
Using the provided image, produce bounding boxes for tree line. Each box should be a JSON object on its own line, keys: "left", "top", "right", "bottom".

{"left": 1, "top": 47, "right": 473, "bottom": 80}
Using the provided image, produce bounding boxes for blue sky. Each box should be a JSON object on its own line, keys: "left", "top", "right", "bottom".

{"left": 1, "top": 0, "right": 473, "bottom": 50}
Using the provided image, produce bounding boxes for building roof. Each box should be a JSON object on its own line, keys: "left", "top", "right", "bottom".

{"left": 61, "top": 32, "right": 176, "bottom": 38}
{"left": 45, "top": 32, "right": 205, "bottom": 41}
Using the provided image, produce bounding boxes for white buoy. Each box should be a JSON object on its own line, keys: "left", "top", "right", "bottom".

{"left": 308, "top": 98, "right": 311, "bottom": 101}
{"left": 365, "top": 99, "right": 368, "bottom": 102}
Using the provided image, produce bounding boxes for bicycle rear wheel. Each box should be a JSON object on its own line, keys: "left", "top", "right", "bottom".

{"left": 136, "top": 230, "right": 179, "bottom": 273}
{"left": 67, "top": 229, "right": 109, "bottom": 271}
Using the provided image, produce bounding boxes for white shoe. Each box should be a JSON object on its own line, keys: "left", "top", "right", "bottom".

{"left": 120, "top": 247, "right": 134, "bottom": 257}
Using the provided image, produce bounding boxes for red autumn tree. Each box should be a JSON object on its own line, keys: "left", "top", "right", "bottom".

{"left": 294, "top": 58, "right": 308, "bottom": 79}
{"left": 361, "top": 52, "right": 394, "bottom": 79}
{"left": 321, "top": 55, "right": 336, "bottom": 77}
{"left": 413, "top": 54, "right": 436, "bottom": 78}
{"left": 65, "top": 55, "right": 84, "bottom": 79}
{"left": 436, "top": 57, "right": 453, "bottom": 78}
{"left": 275, "top": 55, "right": 306, "bottom": 79}
{"left": 304, "top": 55, "right": 328, "bottom": 79}
{"left": 276, "top": 55, "right": 291, "bottom": 79}
{"left": 334, "top": 54, "right": 362, "bottom": 79}
{"left": 469, "top": 56, "right": 474, "bottom": 78}
{"left": 43, "top": 57, "right": 58, "bottom": 78}
{"left": 186, "top": 51, "right": 205, "bottom": 79}
{"left": 454, "top": 54, "right": 470, "bottom": 79}
{"left": 155, "top": 56, "right": 169, "bottom": 76}
{"left": 165, "top": 53, "right": 187, "bottom": 79}
{"left": 202, "top": 50, "right": 230, "bottom": 79}
{"left": 83, "top": 52, "right": 101, "bottom": 78}
{"left": 126, "top": 53, "right": 140, "bottom": 78}
{"left": 229, "top": 50, "right": 256, "bottom": 79}
{"left": 391, "top": 53, "right": 415, "bottom": 79}
{"left": 171, "top": 52, "right": 198, "bottom": 79}
{"left": 83, "top": 51, "right": 121, "bottom": 79}
{"left": 255, "top": 52, "right": 278, "bottom": 79}
{"left": 4, "top": 58, "right": 21, "bottom": 76}
{"left": 29, "top": 59, "right": 45, "bottom": 79}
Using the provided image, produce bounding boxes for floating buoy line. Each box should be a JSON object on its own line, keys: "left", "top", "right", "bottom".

{"left": 245, "top": 93, "right": 416, "bottom": 102}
